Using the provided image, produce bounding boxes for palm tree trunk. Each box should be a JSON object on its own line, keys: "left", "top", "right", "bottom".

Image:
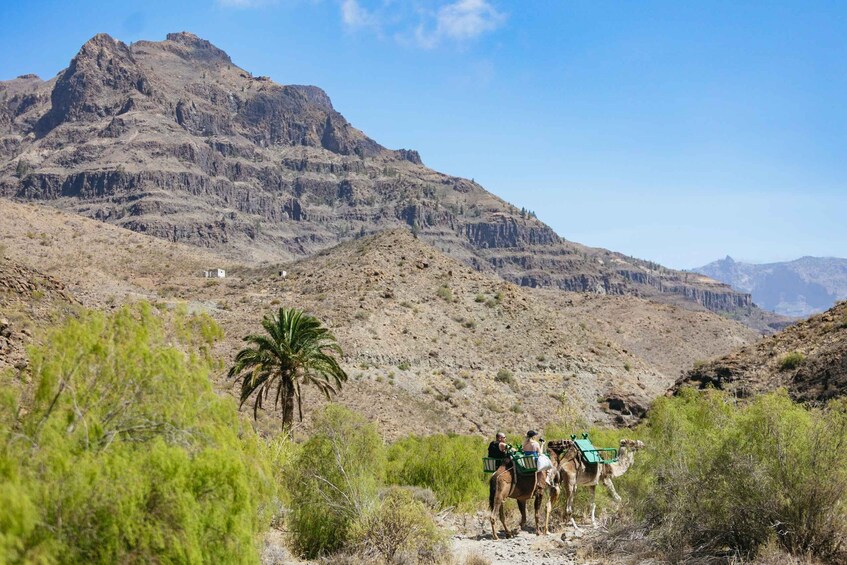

{"left": 281, "top": 376, "right": 295, "bottom": 432}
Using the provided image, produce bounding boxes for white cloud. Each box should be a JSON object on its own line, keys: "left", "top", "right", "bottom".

{"left": 340, "top": 0, "right": 506, "bottom": 48}
{"left": 435, "top": 0, "right": 505, "bottom": 41}
{"left": 341, "top": 0, "right": 378, "bottom": 29}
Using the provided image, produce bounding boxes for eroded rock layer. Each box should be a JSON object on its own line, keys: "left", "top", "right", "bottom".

{"left": 0, "top": 32, "right": 784, "bottom": 331}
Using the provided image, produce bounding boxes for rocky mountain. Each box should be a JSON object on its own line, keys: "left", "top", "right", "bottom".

{"left": 675, "top": 299, "right": 847, "bottom": 403}
{"left": 0, "top": 199, "right": 759, "bottom": 436}
{"left": 0, "top": 32, "right": 782, "bottom": 331}
{"left": 694, "top": 255, "right": 847, "bottom": 318}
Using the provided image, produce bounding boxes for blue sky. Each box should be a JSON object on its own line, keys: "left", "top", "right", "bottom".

{"left": 1, "top": 0, "right": 845, "bottom": 269}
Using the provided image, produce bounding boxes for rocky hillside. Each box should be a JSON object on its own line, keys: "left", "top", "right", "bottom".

{"left": 695, "top": 255, "right": 847, "bottom": 317}
{"left": 0, "top": 199, "right": 759, "bottom": 436}
{"left": 0, "top": 32, "right": 782, "bottom": 331}
{"left": 675, "top": 300, "right": 847, "bottom": 403}
{"left": 0, "top": 254, "right": 79, "bottom": 372}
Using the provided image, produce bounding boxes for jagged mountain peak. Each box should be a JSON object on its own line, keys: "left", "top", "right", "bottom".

{"left": 162, "top": 31, "right": 233, "bottom": 64}
{"left": 695, "top": 255, "right": 847, "bottom": 318}
{"left": 0, "top": 32, "right": 783, "bottom": 332}
{"left": 36, "top": 32, "right": 151, "bottom": 133}
{"left": 79, "top": 32, "right": 129, "bottom": 53}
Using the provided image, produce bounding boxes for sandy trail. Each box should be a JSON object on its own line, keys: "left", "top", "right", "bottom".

{"left": 446, "top": 511, "right": 595, "bottom": 565}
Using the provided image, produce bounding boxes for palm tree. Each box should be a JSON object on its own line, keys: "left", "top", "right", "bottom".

{"left": 228, "top": 307, "right": 347, "bottom": 431}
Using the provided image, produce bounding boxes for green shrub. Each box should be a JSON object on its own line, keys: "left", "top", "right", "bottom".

{"left": 350, "top": 487, "right": 447, "bottom": 563}
{"left": 494, "top": 369, "right": 513, "bottom": 384}
{"left": 622, "top": 388, "right": 847, "bottom": 562}
{"left": 436, "top": 285, "right": 453, "bottom": 302}
{"left": 386, "top": 435, "right": 488, "bottom": 510}
{"left": 474, "top": 294, "right": 486, "bottom": 303}
{"left": 287, "top": 405, "right": 385, "bottom": 558}
{"left": 778, "top": 351, "right": 805, "bottom": 370}
{"left": 0, "top": 304, "right": 276, "bottom": 564}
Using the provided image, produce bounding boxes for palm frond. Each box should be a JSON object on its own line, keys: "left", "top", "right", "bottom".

{"left": 227, "top": 306, "right": 348, "bottom": 428}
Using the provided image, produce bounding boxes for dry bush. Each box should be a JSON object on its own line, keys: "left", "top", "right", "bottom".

{"left": 462, "top": 553, "right": 491, "bottom": 565}
{"left": 351, "top": 487, "right": 448, "bottom": 564}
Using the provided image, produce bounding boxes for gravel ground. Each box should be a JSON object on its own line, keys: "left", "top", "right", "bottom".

{"left": 447, "top": 511, "right": 595, "bottom": 565}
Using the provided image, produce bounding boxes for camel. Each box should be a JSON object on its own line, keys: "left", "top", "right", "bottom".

{"left": 555, "top": 438, "right": 645, "bottom": 530}
{"left": 488, "top": 443, "right": 581, "bottom": 539}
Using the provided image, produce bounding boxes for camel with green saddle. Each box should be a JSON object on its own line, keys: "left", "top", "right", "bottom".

{"left": 549, "top": 437, "right": 645, "bottom": 530}
{"left": 486, "top": 436, "right": 644, "bottom": 538}
{"left": 487, "top": 442, "right": 581, "bottom": 539}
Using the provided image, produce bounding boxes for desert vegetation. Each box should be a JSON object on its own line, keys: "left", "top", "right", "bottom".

{"left": 3, "top": 302, "right": 845, "bottom": 564}
{"left": 779, "top": 350, "right": 806, "bottom": 370}
{"left": 583, "top": 388, "right": 847, "bottom": 563}
{"left": 0, "top": 304, "right": 280, "bottom": 563}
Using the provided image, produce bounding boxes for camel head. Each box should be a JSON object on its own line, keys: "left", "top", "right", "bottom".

{"left": 619, "top": 439, "right": 645, "bottom": 451}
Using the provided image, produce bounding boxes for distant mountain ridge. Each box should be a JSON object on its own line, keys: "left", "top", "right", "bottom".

{"left": 0, "top": 31, "right": 783, "bottom": 331}
{"left": 694, "top": 256, "right": 847, "bottom": 317}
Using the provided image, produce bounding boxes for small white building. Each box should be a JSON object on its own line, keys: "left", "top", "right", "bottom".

{"left": 204, "top": 268, "right": 226, "bottom": 278}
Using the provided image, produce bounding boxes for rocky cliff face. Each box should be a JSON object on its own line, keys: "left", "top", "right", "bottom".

{"left": 695, "top": 256, "right": 847, "bottom": 317}
{"left": 0, "top": 32, "right": 774, "bottom": 327}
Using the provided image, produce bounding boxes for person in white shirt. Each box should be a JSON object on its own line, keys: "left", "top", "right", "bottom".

{"left": 522, "top": 430, "right": 555, "bottom": 487}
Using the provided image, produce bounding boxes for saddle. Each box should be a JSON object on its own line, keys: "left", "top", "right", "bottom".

{"left": 547, "top": 435, "right": 618, "bottom": 465}
{"left": 482, "top": 444, "right": 540, "bottom": 475}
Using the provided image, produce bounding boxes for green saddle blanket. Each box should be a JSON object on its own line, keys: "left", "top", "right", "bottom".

{"left": 573, "top": 436, "right": 618, "bottom": 464}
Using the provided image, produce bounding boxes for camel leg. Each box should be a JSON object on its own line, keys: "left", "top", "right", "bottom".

{"left": 517, "top": 499, "right": 527, "bottom": 529}
{"left": 499, "top": 503, "right": 512, "bottom": 537}
{"left": 490, "top": 474, "right": 506, "bottom": 540}
{"left": 565, "top": 473, "right": 581, "bottom": 532}
{"left": 589, "top": 485, "right": 598, "bottom": 528}
{"left": 545, "top": 484, "right": 558, "bottom": 535}
{"left": 489, "top": 497, "right": 500, "bottom": 540}
{"left": 534, "top": 492, "right": 543, "bottom": 535}
{"left": 603, "top": 476, "right": 622, "bottom": 502}
{"left": 490, "top": 496, "right": 508, "bottom": 540}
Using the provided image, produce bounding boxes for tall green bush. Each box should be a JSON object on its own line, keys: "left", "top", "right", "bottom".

{"left": 286, "top": 405, "right": 385, "bottom": 558}
{"left": 0, "top": 304, "right": 278, "bottom": 564}
{"left": 386, "top": 434, "right": 488, "bottom": 510}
